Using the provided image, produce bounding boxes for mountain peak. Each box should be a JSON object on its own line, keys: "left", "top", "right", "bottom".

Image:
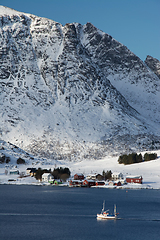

{"left": 0, "top": 6, "right": 160, "bottom": 160}
{"left": 0, "top": 5, "right": 26, "bottom": 16}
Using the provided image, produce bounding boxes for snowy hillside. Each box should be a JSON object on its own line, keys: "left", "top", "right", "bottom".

{"left": 0, "top": 6, "right": 160, "bottom": 161}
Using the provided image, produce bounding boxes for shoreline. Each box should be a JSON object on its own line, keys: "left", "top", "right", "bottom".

{"left": 0, "top": 180, "right": 159, "bottom": 190}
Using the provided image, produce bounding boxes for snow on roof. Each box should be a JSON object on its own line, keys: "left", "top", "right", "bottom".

{"left": 42, "top": 173, "right": 51, "bottom": 176}
{"left": 70, "top": 179, "right": 82, "bottom": 182}
{"left": 74, "top": 173, "right": 84, "bottom": 176}
{"left": 126, "top": 175, "right": 142, "bottom": 179}
{"left": 10, "top": 169, "right": 19, "bottom": 172}
{"left": 84, "top": 179, "right": 95, "bottom": 182}
{"left": 112, "top": 172, "right": 123, "bottom": 175}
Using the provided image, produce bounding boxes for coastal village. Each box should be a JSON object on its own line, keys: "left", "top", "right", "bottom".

{"left": 2, "top": 166, "right": 143, "bottom": 188}
{"left": 0, "top": 140, "right": 159, "bottom": 189}
{"left": 68, "top": 173, "right": 143, "bottom": 187}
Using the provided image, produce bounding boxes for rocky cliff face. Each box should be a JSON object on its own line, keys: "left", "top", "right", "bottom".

{"left": 145, "top": 55, "right": 160, "bottom": 80}
{"left": 0, "top": 6, "right": 160, "bottom": 161}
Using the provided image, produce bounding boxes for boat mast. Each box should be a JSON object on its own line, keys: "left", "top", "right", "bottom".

{"left": 114, "top": 204, "right": 116, "bottom": 216}
{"left": 102, "top": 200, "right": 105, "bottom": 212}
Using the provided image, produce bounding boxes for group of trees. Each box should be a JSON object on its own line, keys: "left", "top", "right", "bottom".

{"left": 143, "top": 153, "right": 157, "bottom": 161}
{"left": 0, "top": 154, "right": 26, "bottom": 164}
{"left": 0, "top": 154, "right": 10, "bottom": 164}
{"left": 102, "top": 170, "right": 112, "bottom": 180}
{"left": 52, "top": 167, "right": 71, "bottom": 181}
{"left": 118, "top": 152, "right": 157, "bottom": 165}
{"left": 17, "top": 158, "right": 26, "bottom": 164}
{"left": 35, "top": 167, "right": 71, "bottom": 181}
{"left": 35, "top": 168, "right": 50, "bottom": 180}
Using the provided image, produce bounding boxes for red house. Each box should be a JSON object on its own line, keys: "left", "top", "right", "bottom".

{"left": 126, "top": 176, "right": 143, "bottom": 184}
{"left": 69, "top": 180, "right": 82, "bottom": 187}
{"left": 96, "top": 181, "right": 105, "bottom": 186}
{"left": 74, "top": 174, "right": 84, "bottom": 180}
{"left": 114, "top": 181, "right": 122, "bottom": 186}
{"left": 82, "top": 179, "right": 96, "bottom": 187}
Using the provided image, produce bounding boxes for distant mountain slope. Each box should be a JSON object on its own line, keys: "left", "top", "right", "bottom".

{"left": 81, "top": 23, "right": 160, "bottom": 126}
{"left": 0, "top": 6, "right": 160, "bottom": 160}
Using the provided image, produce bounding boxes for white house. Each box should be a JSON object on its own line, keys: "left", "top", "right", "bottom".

{"left": 112, "top": 172, "right": 124, "bottom": 181}
{"left": 86, "top": 174, "right": 97, "bottom": 180}
{"left": 42, "top": 173, "right": 54, "bottom": 183}
{"left": 10, "top": 169, "right": 19, "bottom": 175}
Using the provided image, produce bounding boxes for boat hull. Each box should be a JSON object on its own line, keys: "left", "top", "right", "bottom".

{"left": 97, "top": 214, "right": 117, "bottom": 220}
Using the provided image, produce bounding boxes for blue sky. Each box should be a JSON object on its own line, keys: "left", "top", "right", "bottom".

{"left": 1, "top": 0, "right": 160, "bottom": 61}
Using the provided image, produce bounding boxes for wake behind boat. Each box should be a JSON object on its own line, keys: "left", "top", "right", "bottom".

{"left": 97, "top": 201, "right": 119, "bottom": 220}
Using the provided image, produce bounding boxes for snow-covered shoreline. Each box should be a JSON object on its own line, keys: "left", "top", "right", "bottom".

{"left": 1, "top": 150, "right": 160, "bottom": 189}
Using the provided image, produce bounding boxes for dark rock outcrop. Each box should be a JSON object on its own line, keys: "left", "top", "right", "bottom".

{"left": 145, "top": 55, "right": 160, "bottom": 79}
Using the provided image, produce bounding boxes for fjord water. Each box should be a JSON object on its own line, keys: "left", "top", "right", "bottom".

{"left": 0, "top": 185, "right": 160, "bottom": 240}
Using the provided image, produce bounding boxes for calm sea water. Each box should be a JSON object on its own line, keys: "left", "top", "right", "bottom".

{"left": 0, "top": 185, "right": 160, "bottom": 240}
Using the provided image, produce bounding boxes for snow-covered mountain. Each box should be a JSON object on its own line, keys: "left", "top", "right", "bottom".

{"left": 0, "top": 6, "right": 160, "bottom": 161}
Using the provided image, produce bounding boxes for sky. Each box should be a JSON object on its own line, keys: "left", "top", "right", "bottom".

{"left": 1, "top": 0, "right": 160, "bottom": 61}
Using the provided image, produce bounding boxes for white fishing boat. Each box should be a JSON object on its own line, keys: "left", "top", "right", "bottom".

{"left": 97, "top": 201, "right": 118, "bottom": 220}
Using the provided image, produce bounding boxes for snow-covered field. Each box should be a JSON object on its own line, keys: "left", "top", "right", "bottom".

{"left": 67, "top": 150, "right": 160, "bottom": 189}
{"left": 1, "top": 145, "right": 160, "bottom": 189}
